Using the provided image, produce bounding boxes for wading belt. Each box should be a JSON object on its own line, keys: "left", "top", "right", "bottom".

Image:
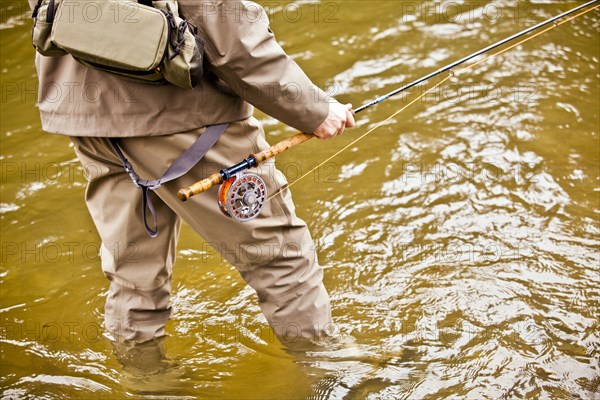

{"left": 109, "top": 123, "right": 229, "bottom": 238}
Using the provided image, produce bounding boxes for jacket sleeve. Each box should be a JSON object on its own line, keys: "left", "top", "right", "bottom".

{"left": 179, "top": 0, "right": 330, "bottom": 133}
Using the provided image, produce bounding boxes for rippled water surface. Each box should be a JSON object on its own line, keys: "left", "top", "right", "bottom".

{"left": 1, "top": 1, "right": 599, "bottom": 399}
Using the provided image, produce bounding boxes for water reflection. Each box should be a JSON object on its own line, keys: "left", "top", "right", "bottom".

{"left": 112, "top": 338, "right": 190, "bottom": 396}
{"left": 1, "top": 0, "right": 599, "bottom": 398}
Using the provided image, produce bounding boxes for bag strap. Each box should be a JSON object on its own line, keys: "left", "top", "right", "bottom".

{"left": 109, "top": 123, "right": 228, "bottom": 238}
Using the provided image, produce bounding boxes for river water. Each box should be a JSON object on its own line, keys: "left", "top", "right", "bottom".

{"left": 1, "top": 1, "right": 599, "bottom": 399}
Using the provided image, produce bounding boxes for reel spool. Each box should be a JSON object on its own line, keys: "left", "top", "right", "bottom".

{"left": 218, "top": 173, "right": 267, "bottom": 222}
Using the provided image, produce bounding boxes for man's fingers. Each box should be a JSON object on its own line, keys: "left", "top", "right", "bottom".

{"left": 313, "top": 101, "right": 355, "bottom": 140}
{"left": 343, "top": 104, "right": 356, "bottom": 128}
{"left": 337, "top": 120, "right": 346, "bottom": 136}
{"left": 346, "top": 111, "right": 356, "bottom": 128}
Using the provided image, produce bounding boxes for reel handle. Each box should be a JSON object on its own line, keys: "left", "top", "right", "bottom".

{"left": 177, "top": 132, "right": 315, "bottom": 201}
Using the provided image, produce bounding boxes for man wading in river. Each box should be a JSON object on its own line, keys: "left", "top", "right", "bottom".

{"left": 30, "top": 0, "right": 355, "bottom": 344}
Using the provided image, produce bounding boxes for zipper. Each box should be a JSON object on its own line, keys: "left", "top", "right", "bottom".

{"left": 84, "top": 60, "right": 165, "bottom": 79}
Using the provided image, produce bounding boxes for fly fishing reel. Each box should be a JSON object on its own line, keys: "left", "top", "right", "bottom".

{"left": 218, "top": 172, "right": 267, "bottom": 222}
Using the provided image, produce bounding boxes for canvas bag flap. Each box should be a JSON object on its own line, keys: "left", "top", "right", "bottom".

{"left": 51, "top": 0, "right": 169, "bottom": 71}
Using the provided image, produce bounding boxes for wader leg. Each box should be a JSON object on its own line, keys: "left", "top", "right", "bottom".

{"left": 71, "top": 137, "right": 181, "bottom": 342}
{"left": 72, "top": 117, "right": 332, "bottom": 344}
{"left": 122, "top": 118, "right": 333, "bottom": 344}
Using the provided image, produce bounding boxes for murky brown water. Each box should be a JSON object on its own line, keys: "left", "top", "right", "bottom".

{"left": 1, "top": 1, "right": 599, "bottom": 399}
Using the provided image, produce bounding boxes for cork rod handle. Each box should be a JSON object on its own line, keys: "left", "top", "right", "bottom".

{"left": 177, "top": 133, "right": 315, "bottom": 201}
{"left": 177, "top": 172, "right": 223, "bottom": 201}
{"left": 253, "top": 133, "right": 314, "bottom": 163}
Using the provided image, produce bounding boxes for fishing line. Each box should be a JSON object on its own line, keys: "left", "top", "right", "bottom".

{"left": 267, "top": 2, "right": 599, "bottom": 202}
{"left": 176, "top": 1, "right": 599, "bottom": 213}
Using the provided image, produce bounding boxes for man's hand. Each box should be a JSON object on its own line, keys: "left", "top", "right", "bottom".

{"left": 313, "top": 102, "right": 356, "bottom": 140}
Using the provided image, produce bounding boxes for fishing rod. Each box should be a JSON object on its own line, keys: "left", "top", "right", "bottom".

{"left": 177, "top": 0, "right": 599, "bottom": 221}
{"left": 355, "top": 0, "right": 599, "bottom": 113}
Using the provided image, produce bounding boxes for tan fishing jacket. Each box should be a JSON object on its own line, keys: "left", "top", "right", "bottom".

{"left": 29, "top": 0, "right": 330, "bottom": 137}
